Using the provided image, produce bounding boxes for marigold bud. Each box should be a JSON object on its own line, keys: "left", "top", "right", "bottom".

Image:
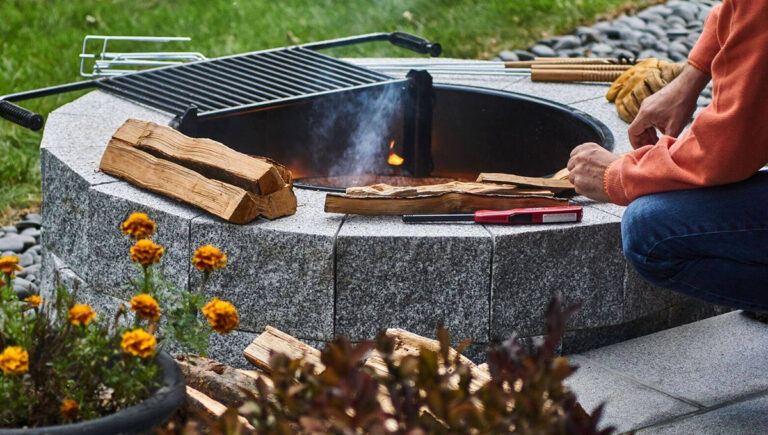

{"left": 202, "top": 298, "right": 239, "bottom": 334}
{"left": 130, "top": 239, "right": 164, "bottom": 267}
{"left": 0, "top": 346, "right": 29, "bottom": 375}
{"left": 121, "top": 212, "right": 156, "bottom": 240}
{"left": 68, "top": 304, "right": 97, "bottom": 326}
{"left": 191, "top": 245, "right": 227, "bottom": 273}
{"left": 121, "top": 328, "right": 157, "bottom": 358}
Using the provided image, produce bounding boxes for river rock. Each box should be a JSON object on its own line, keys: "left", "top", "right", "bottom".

{"left": 498, "top": 50, "right": 519, "bottom": 61}
{"left": 590, "top": 43, "right": 615, "bottom": 56}
{"left": 620, "top": 16, "right": 647, "bottom": 29}
{"left": 0, "top": 235, "right": 25, "bottom": 253}
{"left": 575, "top": 26, "right": 603, "bottom": 44}
{"left": 2, "top": 226, "right": 17, "bottom": 234}
{"left": 24, "top": 213, "right": 42, "bottom": 224}
{"left": 20, "top": 227, "right": 40, "bottom": 238}
{"left": 530, "top": 44, "right": 556, "bottom": 57}
{"left": 18, "top": 252, "right": 34, "bottom": 268}
{"left": 669, "top": 41, "right": 690, "bottom": 55}
{"left": 553, "top": 35, "right": 581, "bottom": 50}
{"left": 513, "top": 50, "right": 535, "bottom": 61}
{"left": 15, "top": 220, "right": 40, "bottom": 231}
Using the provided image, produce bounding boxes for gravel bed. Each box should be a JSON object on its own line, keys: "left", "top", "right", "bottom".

{"left": 2, "top": 213, "right": 42, "bottom": 297}
{"left": 497, "top": 0, "right": 719, "bottom": 105}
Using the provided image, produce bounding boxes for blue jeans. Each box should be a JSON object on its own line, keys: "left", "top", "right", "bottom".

{"left": 622, "top": 171, "right": 768, "bottom": 312}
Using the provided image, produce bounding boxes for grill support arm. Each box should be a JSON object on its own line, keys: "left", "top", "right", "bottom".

{"left": 0, "top": 80, "right": 98, "bottom": 131}
{"left": 301, "top": 32, "right": 442, "bottom": 57}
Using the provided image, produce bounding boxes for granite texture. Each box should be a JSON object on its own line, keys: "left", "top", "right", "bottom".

{"left": 188, "top": 189, "right": 341, "bottom": 340}
{"left": 85, "top": 182, "right": 203, "bottom": 299}
{"left": 581, "top": 311, "right": 768, "bottom": 407}
{"left": 566, "top": 355, "right": 699, "bottom": 433}
{"left": 637, "top": 393, "right": 768, "bottom": 435}
{"left": 336, "top": 216, "right": 492, "bottom": 342}
{"left": 488, "top": 206, "right": 624, "bottom": 339}
{"left": 39, "top": 73, "right": 724, "bottom": 356}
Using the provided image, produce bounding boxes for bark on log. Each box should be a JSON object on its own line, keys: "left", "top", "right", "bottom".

{"left": 176, "top": 354, "right": 263, "bottom": 407}
{"left": 99, "top": 140, "right": 296, "bottom": 222}
{"left": 115, "top": 119, "right": 285, "bottom": 195}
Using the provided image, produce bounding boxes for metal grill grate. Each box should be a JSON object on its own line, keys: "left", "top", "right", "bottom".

{"left": 97, "top": 47, "right": 397, "bottom": 118}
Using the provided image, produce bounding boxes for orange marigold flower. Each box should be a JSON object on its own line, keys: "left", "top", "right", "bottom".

{"left": 121, "top": 328, "right": 157, "bottom": 358}
{"left": 130, "top": 293, "right": 161, "bottom": 321}
{"left": 121, "top": 212, "right": 156, "bottom": 240}
{"left": 202, "top": 298, "right": 239, "bottom": 334}
{"left": 130, "top": 239, "right": 164, "bottom": 267}
{"left": 24, "top": 295, "right": 43, "bottom": 307}
{"left": 0, "top": 346, "right": 29, "bottom": 375}
{"left": 191, "top": 245, "right": 227, "bottom": 273}
{"left": 69, "top": 304, "right": 97, "bottom": 326}
{"left": 0, "top": 255, "right": 22, "bottom": 277}
{"left": 60, "top": 399, "right": 80, "bottom": 419}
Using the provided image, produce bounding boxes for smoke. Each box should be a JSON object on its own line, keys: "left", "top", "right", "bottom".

{"left": 307, "top": 83, "right": 403, "bottom": 177}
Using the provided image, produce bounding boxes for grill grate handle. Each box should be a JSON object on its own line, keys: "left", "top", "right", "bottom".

{"left": 0, "top": 100, "right": 44, "bottom": 131}
{"left": 388, "top": 32, "right": 442, "bottom": 57}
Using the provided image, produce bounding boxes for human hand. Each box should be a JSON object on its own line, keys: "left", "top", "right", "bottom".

{"left": 627, "top": 64, "right": 711, "bottom": 148}
{"left": 606, "top": 59, "right": 684, "bottom": 123}
{"left": 567, "top": 143, "right": 622, "bottom": 202}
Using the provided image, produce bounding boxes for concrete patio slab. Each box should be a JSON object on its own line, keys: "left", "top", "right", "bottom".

{"left": 636, "top": 393, "right": 768, "bottom": 434}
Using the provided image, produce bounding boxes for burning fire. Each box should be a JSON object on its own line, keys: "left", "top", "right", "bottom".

{"left": 387, "top": 140, "right": 404, "bottom": 166}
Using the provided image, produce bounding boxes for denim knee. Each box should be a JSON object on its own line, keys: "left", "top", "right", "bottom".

{"left": 621, "top": 195, "right": 681, "bottom": 285}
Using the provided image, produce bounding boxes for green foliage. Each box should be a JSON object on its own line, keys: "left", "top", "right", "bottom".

{"left": 0, "top": 0, "right": 659, "bottom": 214}
{"left": 206, "top": 296, "right": 614, "bottom": 434}
{"left": 0, "top": 214, "right": 230, "bottom": 428}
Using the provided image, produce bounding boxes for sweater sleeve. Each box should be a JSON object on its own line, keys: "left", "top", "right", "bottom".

{"left": 687, "top": 4, "right": 722, "bottom": 75}
{"left": 604, "top": 0, "right": 768, "bottom": 206}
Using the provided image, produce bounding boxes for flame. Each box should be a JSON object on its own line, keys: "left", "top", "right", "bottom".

{"left": 387, "top": 140, "right": 404, "bottom": 166}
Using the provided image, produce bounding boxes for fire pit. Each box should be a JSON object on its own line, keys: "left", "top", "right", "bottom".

{"left": 39, "top": 59, "right": 725, "bottom": 367}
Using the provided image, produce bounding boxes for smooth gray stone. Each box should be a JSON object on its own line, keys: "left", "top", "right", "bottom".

{"left": 0, "top": 235, "right": 25, "bottom": 252}
{"left": 2, "top": 226, "right": 17, "bottom": 234}
{"left": 638, "top": 11, "right": 666, "bottom": 24}
{"left": 498, "top": 50, "right": 518, "bottom": 61}
{"left": 620, "top": 16, "right": 646, "bottom": 29}
{"left": 25, "top": 244, "right": 42, "bottom": 254}
{"left": 638, "top": 394, "right": 768, "bottom": 435}
{"left": 687, "top": 20, "right": 704, "bottom": 29}
{"left": 13, "top": 277, "right": 32, "bottom": 291}
{"left": 638, "top": 34, "right": 658, "bottom": 49}
{"left": 22, "top": 264, "right": 41, "bottom": 277}
{"left": 666, "top": 15, "right": 688, "bottom": 27}
{"left": 18, "top": 253, "right": 34, "bottom": 267}
{"left": 615, "top": 49, "right": 637, "bottom": 59}
{"left": 590, "top": 43, "right": 614, "bottom": 55}
{"left": 20, "top": 227, "right": 40, "bottom": 238}
{"left": 553, "top": 35, "right": 581, "bottom": 50}
{"left": 639, "top": 49, "right": 663, "bottom": 59}
{"left": 582, "top": 312, "right": 768, "bottom": 407}
{"left": 697, "top": 96, "right": 712, "bottom": 107}
{"left": 530, "top": 44, "right": 556, "bottom": 57}
{"left": 489, "top": 207, "right": 624, "bottom": 339}
{"left": 15, "top": 220, "right": 40, "bottom": 231}
{"left": 645, "top": 23, "right": 667, "bottom": 39}
{"left": 1, "top": 251, "right": 15, "bottom": 257}
{"left": 566, "top": 355, "right": 698, "bottom": 433}
{"left": 668, "top": 51, "right": 688, "bottom": 62}
{"left": 18, "top": 235, "right": 36, "bottom": 250}
{"left": 671, "top": 7, "right": 696, "bottom": 22}
{"left": 575, "top": 27, "right": 603, "bottom": 44}
{"left": 336, "top": 216, "right": 492, "bottom": 342}
{"left": 645, "top": 5, "right": 673, "bottom": 16}
{"left": 669, "top": 41, "right": 690, "bottom": 55}
{"left": 14, "top": 287, "right": 31, "bottom": 300}
{"left": 538, "top": 37, "right": 560, "bottom": 47}
{"left": 701, "top": 87, "right": 712, "bottom": 98}
{"left": 24, "top": 213, "right": 42, "bottom": 224}
{"left": 513, "top": 50, "right": 535, "bottom": 61}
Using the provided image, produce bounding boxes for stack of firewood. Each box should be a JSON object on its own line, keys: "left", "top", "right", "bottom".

{"left": 178, "top": 326, "right": 492, "bottom": 429}
{"left": 99, "top": 119, "right": 297, "bottom": 223}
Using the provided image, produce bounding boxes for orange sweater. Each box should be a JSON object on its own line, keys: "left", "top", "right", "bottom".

{"left": 604, "top": 0, "right": 768, "bottom": 205}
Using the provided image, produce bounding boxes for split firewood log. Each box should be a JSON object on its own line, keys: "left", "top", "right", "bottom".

{"left": 185, "top": 387, "right": 255, "bottom": 432}
{"left": 243, "top": 326, "right": 324, "bottom": 373}
{"left": 176, "top": 354, "right": 269, "bottom": 408}
{"left": 476, "top": 172, "right": 574, "bottom": 194}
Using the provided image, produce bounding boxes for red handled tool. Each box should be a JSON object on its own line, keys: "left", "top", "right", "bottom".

{"left": 402, "top": 205, "right": 583, "bottom": 225}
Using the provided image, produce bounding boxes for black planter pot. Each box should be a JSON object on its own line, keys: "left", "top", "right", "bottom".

{"left": 0, "top": 352, "right": 186, "bottom": 435}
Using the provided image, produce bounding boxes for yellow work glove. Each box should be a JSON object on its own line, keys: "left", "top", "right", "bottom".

{"left": 606, "top": 58, "right": 684, "bottom": 123}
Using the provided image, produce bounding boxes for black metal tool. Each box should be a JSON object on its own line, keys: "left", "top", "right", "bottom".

{"left": 403, "top": 206, "right": 584, "bottom": 225}
{"left": 0, "top": 32, "right": 442, "bottom": 131}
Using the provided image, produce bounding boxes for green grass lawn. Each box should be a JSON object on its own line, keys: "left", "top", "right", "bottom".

{"left": 0, "top": 0, "right": 657, "bottom": 221}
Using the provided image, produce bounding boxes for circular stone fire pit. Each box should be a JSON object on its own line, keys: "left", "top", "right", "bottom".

{"left": 39, "top": 59, "right": 725, "bottom": 367}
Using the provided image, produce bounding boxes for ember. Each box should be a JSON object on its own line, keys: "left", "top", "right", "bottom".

{"left": 387, "top": 140, "right": 404, "bottom": 166}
